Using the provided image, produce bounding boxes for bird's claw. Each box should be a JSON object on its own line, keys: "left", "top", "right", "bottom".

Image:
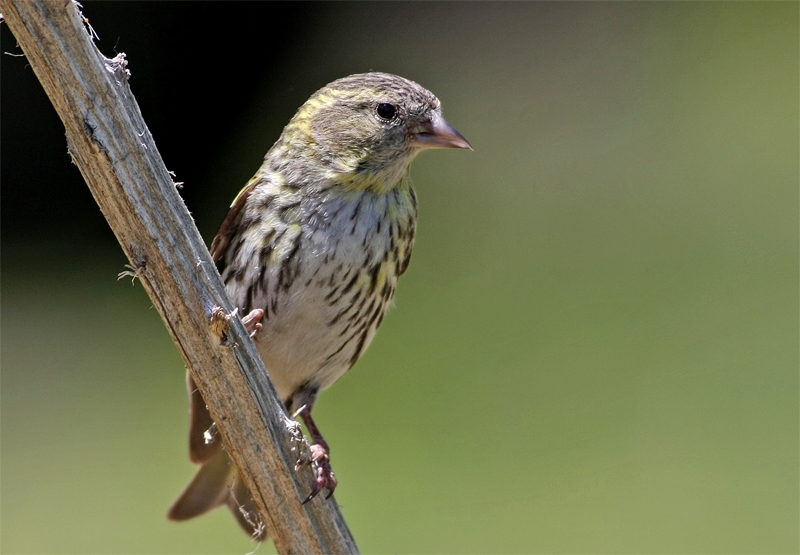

{"left": 242, "top": 309, "right": 264, "bottom": 338}
{"left": 301, "top": 443, "right": 337, "bottom": 504}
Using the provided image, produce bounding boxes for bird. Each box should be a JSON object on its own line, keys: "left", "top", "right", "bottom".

{"left": 167, "top": 72, "right": 471, "bottom": 539}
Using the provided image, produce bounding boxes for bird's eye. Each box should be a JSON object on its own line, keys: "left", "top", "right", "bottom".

{"left": 376, "top": 103, "right": 397, "bottom": 120}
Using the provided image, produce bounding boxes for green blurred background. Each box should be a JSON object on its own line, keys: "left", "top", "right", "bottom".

{"left": 2, "top": 2, "right": 797, "bottom": 553}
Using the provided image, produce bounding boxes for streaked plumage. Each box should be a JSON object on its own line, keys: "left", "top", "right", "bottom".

{"left": 168, "top": 72, "right": 470, "bottom": 540}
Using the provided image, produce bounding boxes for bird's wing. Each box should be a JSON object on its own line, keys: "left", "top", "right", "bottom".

{"left": 210, "top": 176, "right": 260, "bottom": 271}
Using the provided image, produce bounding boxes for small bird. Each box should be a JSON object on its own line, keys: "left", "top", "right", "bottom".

{"left": 167, "top": 72, "right": 471, "bottom": 539}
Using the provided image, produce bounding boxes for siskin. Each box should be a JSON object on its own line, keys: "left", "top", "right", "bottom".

{"left": 168, "top": 72, "right": 471, "bottom": 539}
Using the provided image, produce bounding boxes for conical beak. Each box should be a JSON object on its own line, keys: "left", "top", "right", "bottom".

{"left": 409, "top": 112, "right": 472, "bottom": 150}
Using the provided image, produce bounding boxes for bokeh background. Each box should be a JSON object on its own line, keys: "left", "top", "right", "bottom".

{"left": 2, "top": 2, "right": 797, "bottom": 553}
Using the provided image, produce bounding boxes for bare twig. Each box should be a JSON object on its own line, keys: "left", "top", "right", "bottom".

{"left": 0, "top": 1, "right": 358, "bottom": 553}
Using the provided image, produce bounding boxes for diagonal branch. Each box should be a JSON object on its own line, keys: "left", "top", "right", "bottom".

{"left": 0, "top": 1, "right": 359, "bottom": 553}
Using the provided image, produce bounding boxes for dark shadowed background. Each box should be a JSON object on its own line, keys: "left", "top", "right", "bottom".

{"left": 2, "top": 2, "right": 797, "bottom": 553}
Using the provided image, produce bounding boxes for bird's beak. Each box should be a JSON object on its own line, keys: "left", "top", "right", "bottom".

{"left": 409, "top": 112, "right": 473, "bottom": 150}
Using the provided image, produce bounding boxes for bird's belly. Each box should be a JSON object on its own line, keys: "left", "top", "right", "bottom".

{"left": 227, "top": 185, "right": 414, "bottom": 403}
{"left": 252, "top": 259, "right": 396, "bottom": 402}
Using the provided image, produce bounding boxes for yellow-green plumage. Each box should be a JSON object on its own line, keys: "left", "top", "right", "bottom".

{"left": 168, "top": 72, "right": 470, "bottom": 540}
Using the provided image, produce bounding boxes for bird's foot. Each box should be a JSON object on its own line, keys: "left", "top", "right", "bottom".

{"left": 292, "top": 395, "right": 337, "bottom": 503}
{"left": 301, "top": 442, "right": 337, "bottom": 503}
{"left": 242, "top": 309, "right": 264, "bottom": 338}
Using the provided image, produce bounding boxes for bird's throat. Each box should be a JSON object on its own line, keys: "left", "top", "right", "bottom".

{"left": 332, "top": 159, "right": 414, "bottom": 195}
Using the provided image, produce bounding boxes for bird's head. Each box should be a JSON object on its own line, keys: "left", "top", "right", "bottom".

{"left": 274, "top": 72, "right": 471, "bottom": 193}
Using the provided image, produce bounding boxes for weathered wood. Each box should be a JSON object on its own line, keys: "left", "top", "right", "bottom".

{"left": 0, "top": 1, "right": 359, "bottom": 553}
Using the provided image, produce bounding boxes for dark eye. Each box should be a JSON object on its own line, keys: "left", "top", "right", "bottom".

{"left": 376, "top": 103, "right": 397, "bottom": 120}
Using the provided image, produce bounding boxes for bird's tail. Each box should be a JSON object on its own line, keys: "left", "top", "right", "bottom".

{"left": 167, "top": 443, "right": 267, "bottom": 540}
{"left": 167, "top": 446, "right": 233, "bottom": 521}
{"left": 168, "top": 371, "right": 267, "bottom": 540}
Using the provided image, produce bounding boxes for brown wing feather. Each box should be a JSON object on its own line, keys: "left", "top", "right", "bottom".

{"left": 210, "top": 177, "right": 259, "bottom": 271}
